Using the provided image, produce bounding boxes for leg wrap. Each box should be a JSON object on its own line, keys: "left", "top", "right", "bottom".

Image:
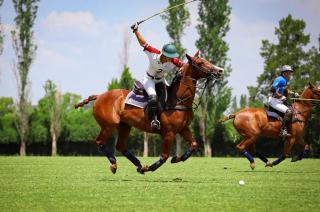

{"left": 180, "top": 147, "right": 195, "bottom": 162}
{"left": 148, "top": 156, "right": 166, "bottom": 172}
{"left": 122, "top": 150, "right": 142, "bottom": 167}
{"left": 272, "top": 155, "right": 286, "bottom": 166}
{"left": 99, "top": 145, "right": 116, "bottom": 164}
{"left": 298, "top": 149, "right": 309, "bottom": 160}
{"left": 242, "top": 149, "right": 254, "bottom": 163}
{"left": 255, "top": 152, "right": 269, "bottom": 163}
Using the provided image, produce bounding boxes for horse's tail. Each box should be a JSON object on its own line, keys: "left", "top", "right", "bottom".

{"left": 74, "top": 95, "right": 98, "bottom": 109}
{"left": 219, "top": 113, "right": 236, "bottom": 123}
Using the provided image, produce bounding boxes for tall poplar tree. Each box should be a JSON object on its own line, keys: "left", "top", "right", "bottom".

{"left": 195, "top": 0, "right": 232, "bottom": 156}
{"left": 161, "top": 0, "right": 190, "bottom": 155}
{"left": 11, "top": 0, "right": 39, "bottom": 155}
{"left": 44, "top": 80, "right": 61, "bottom": 156}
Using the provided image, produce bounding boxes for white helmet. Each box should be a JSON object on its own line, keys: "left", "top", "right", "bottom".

{"left": 280, "top": 65, "right": 293, "bottom": 73}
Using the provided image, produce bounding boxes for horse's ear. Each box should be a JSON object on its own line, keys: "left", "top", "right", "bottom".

{"left": 308, "top": 82, "right": 315, "bottom": 89}
{"left": 186, "top": 54, "right": 193, "bottom": 62}
{"left": 194, "top": 50, "right": 200, "bottom": 57}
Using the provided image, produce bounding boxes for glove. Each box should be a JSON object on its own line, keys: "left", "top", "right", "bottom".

{"left": 131, "top": 22, "right": 139, "bottom": 33}
{"left": 280, "top": 96, "right": 287, "bottom": 101}
{"left": 294, "top": 92, "right": 300, "bottom": 98}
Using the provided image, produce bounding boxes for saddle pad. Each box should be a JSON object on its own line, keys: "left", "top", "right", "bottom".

{"left": 125, "top": 91, "right": 148, "bottom": 109}
{"left": 266, "top": 110, "right": 282, "bottom": 120}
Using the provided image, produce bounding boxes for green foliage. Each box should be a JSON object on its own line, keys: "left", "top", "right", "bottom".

{"left": 0, "top": 97, "right": 19, "bottom": 143}
{"left": 1, "top": 157, "right": 320, "bottom": 211}
{"left": 161, "top": 0, "right": 190, "bottom": 58}
{"left": 251, "top": 15, "right": 310, "bottom": 99}
{"left": 118, "top": 66, "right": 134, "bottom": 90}
{"left": 195, "top": 0, "right": 232, "bottom": 156}
{"left": 60, "top": 108, "right": 99, "bottom": 142}
{"left": 28, "top": 97, "right": 50, "bottom": 143}
{"left": 108, "top": 66, "right": 134, "bottom": 90}
{"left": 11, "top": 0, "right": 39, "bottom": 155}
{"left": 59, "top": 93, "right": 98, "bottom": 142}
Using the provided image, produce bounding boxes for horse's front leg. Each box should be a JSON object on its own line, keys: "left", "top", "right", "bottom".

{"left": 139, "top": 131, "right": 174, "bottom": 174}
{"left": 171, "top": 127, "right": 197, "bottom": 164}
{"left": 116, "top": 123, "right": 143, "bottom": 173}
{"left": 291, "top": 139, "right": 310, "bottom": 162}
{"left": 270, "top": 137, "right": 295, "bottom": 166}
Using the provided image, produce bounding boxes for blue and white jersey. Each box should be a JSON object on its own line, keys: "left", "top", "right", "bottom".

{"left": 271, "top": 76, "right": 288, "bottom": 95}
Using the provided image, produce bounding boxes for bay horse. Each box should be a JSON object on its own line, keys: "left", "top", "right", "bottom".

{"left": 75, "top": 51, "right": 223, "bottom": 174}
{"left": 220, "top": 82, "right": 320, "bottom": 169}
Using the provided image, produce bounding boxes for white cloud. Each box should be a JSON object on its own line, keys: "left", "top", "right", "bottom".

{"left": 43, "top": 11, "right": 106, "bottom": 37}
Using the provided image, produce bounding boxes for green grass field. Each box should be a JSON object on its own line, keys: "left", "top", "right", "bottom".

{"left": 0, "top": 157, "right": 319, "bottom": 212}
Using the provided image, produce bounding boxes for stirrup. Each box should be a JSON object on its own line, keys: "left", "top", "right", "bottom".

{"left": 280, "top": 129, "right": 291, "bottom": 138}
{"left": 151, "top": 120, "right": 160, "bottom": 130}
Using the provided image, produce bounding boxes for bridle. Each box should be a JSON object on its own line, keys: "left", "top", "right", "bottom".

{"left": 292, "top": 87, "right": 320, "bottom": 119}
{"left": 169, "top": 56, "right": 220, "bottom": 110}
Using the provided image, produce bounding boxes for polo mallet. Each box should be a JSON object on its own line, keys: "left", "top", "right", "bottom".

{"left": 291, "top": 98, "right": 320, "bottom": 103}
{"left": 131, "top": 0, "right": 198, "bottom": 30}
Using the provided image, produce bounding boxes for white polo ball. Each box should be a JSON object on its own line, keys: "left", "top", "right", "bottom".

{"left": 239, "top": 180, "right": 245, "bottom": 185}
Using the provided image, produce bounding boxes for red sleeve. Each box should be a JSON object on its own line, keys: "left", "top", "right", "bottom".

{"left": 143, "top": 44, "right": 161, "bottom": 54}
{"left": 171, "top": 58, "right": 185, "bottom": 68}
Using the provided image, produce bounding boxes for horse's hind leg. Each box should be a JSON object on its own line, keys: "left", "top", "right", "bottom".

{"left": 236, "top": 136, "right": 257, "bottom": 170}
{"left": 249, "top": 142, "right": 272, "bottom": 166}
{"left": 291, "top": 139, "right": 309, "bottom": 162}
{"left": 115, "top": 122, "right": 143, "bottom": 173}
{"left": 171, "top": 127, "right": 197, "bottom": 164}
{"left": 95, "top": 127, "right": 118, "bottom": 174}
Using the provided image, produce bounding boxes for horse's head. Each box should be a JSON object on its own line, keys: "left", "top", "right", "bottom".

{"left": 308, "top": 82, "right": 320, "bottom": 100}
{"left": 185, "top": 51, "right": 224, "bottom": 80}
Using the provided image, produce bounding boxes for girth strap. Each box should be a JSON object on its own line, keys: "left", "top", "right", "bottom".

{"left": 164, "top": 105, "right": 192, "bottom": 110}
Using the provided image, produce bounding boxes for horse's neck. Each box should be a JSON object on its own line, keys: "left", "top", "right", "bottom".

{"left": 168, "top": 66, "right": 196, "bottom": 107}
{"left": 292, "top": 88, "right": 313, "bottom": 120}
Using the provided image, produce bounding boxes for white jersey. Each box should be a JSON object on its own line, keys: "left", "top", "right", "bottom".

{"left": 143, "top": 44, "right": 184, "bottom": 81}
{"left": 142, "top": 44, "right": 184, "bottom": 96}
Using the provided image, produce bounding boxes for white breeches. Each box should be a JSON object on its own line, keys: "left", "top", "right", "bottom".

{"left": 143, "top": 75, "right": 166, "bottom": 96}
{"left": 268, "top": 97, "right": 289, "bottom": 113}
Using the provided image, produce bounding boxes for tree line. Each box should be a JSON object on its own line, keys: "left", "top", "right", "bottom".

{"left": 0, "top": 0, "right": 319, "bottom": 157}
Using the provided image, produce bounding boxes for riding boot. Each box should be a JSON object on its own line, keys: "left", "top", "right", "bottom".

{"left": 280, "top": 109, "right": 292, "bottom": 138}
{"left": 147, "top": 95, "right": 160, "bottom": 130}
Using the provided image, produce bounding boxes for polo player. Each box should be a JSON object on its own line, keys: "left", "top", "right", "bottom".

{"left": 131, "top": 22, "right": 184, "bottom": 130}
{"left": 268, "top": 65, "right": 299, "bottom": 138}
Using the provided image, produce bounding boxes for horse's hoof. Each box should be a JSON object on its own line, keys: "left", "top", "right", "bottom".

{"left": 141, "top": 165, "right": 150, "bottom": 174}
{"left": 291, "top": 156, "right": 300, "bottom": 162}
{"left": 250, "top": 162, "right": 256, "bottom": 170}
{"left": 136, "top": 166, "right": 144, "bottom": 175}
{"left": 171, "top": 156, "right": 181, "bottom": 163}
{"left": 110, "top": 164, "right": 117, "bottom": 174}
{"left": 265, "top": 161, "right": 273, "bottom": 167}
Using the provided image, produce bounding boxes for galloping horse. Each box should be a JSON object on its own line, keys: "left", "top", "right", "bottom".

{"left": 75, "top": 51, "right": 223, "bottom": 174}
{"left": 220, "top": 82, "right": 320, "bottom": 169}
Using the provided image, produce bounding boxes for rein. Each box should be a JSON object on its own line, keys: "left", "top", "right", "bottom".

{"left": 168, "top": 58, "right": 219, "bottom": 111}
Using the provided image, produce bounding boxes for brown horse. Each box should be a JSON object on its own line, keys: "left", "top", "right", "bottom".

{"left": 220, "top": 82, "right": 320, "bottom": 169}
{"left": 75, "top": 51, "right": 223, "bottom": 174}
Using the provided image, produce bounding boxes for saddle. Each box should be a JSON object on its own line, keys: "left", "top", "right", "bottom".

{"left": 125, "top": 80, "right": 167, "bottom": 110}
{"left": 264, "top": 104, "right": 285, "bottom": 121}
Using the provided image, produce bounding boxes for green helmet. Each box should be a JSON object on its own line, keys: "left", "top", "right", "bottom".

{"left": 162, "top": 43, "right": 179, "bottom": 58}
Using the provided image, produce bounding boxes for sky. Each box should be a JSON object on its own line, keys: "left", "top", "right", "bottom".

{"left": 0, "top": 0, "right": 319, "bottom": 104}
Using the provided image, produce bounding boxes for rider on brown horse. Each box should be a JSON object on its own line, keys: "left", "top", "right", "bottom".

{"left": 131, "top": 23, "right": 184, "bottom": 130}
{"left": 268, "top": 65, "right": 299, "bottom": 138}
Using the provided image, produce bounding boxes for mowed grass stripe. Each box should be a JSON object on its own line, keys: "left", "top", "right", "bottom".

{"left": 0, "top": 157, "right": 319, "bottom": 211}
